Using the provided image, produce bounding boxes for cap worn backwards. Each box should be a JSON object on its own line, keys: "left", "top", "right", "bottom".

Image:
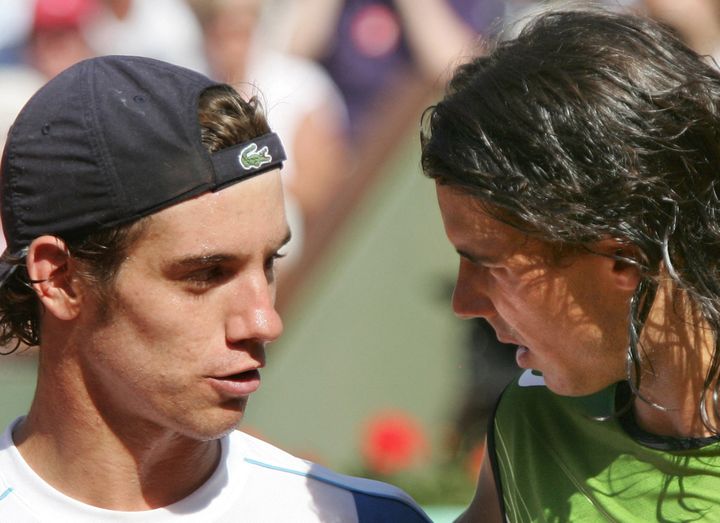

{"left": 0, "top": 55, "right": 286, "bottom": 286}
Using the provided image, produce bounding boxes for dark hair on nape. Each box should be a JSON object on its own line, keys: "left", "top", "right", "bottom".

{"left": 421, "top": 8, "right": 720, "bottom": 432}
{"left": 0, "top": 84, "right": 270, "bottom": 352}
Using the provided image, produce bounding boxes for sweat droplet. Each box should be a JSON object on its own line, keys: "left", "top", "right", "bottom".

{"left": 255, "top": 310, "right": 269, "bottom": 330}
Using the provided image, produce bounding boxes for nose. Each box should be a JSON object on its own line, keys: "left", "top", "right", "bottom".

{"left": 226, "top": 273, "right": 284, "bottom": 345}
{"left": 452, "top": 260, "right": 496, "bottom": 320}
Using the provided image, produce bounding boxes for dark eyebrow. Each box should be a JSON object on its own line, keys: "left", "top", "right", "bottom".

{"left": 173, "top": 254, "right": 236, "bottom": 269}
{"left": 171, "top": 229, "right": 291, "bottom": 269}
{"left": 168, "top": 228, "right": 292, "bottom": 270}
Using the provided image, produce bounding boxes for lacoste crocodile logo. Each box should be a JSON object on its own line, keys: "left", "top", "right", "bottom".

{"left": 238, "top": 143, "right": 272, "bottom": 170}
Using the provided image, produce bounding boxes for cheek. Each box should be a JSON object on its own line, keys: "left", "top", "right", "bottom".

{"left": 110, "top": 285, "right": 217, "bottom": 355}
{"left": 493, "top": 274, "right": 581, "bottom": 340}
{"left": 491, "top": 274, "right": 544, "bottom": 317}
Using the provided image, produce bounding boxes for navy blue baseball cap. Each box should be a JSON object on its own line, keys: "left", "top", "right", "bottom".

{"left": 0, "top": 55, "right": 286, "bottom": 286}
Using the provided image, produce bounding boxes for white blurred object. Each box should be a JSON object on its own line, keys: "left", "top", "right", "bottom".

{"left": 193, "top": 0, "right": 350, "bottom": 268}
{"left": 239, "top": 49, "right": 349, "bottom": 266}
{"left": 243, "top": 49, "right": 348, "bottom": 186}
{"left": 83, "top": 0, "right": 208, "bottom": 72}
{"left": 0, "top": 0, "right": 33, "bottom": 51}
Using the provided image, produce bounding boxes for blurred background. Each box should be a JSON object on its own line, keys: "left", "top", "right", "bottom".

{"left": 0, "top": 0, "right": 717, "bottom": 519}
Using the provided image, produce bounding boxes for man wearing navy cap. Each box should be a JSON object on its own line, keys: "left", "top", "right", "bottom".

{"left": 0, "top": 56, "right": 429, "bottom": 522}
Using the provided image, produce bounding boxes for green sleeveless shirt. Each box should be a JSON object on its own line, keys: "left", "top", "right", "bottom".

{"left": 490, "top": 370, "right": 720, "bottom": 522}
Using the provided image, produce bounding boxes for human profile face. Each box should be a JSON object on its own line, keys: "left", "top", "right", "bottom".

{"left": 436, "top": 184, "right": 637, "bottom": 396}
{"left": 74, "top": 170, "right": 289, "bottom": 440}
{"left": 203, "top": 0, "right": 263, "bottom": 83}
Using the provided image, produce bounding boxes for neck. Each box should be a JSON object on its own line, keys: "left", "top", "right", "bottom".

{"left": 14, "top": 348, "right": 221, "bottom": 511}
{"left": 631, "top": 281, "right": 718, "bottom": 438}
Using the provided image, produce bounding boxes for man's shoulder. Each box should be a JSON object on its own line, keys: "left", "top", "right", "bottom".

{"left": 231, "top": 431, "right": 431, "bottom": 522}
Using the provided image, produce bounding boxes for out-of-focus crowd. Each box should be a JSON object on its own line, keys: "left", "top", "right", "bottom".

{"left": 0, "top": 0, "right": 718, "bottom": 295}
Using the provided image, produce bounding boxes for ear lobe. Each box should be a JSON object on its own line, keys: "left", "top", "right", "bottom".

{"left": 26, "top": 236, "right": 81, "bottom": 321}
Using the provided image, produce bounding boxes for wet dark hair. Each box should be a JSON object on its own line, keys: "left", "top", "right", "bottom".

{"left": 0, "top": 84, "right": 269, "bottom": 351}
{"left": 421, "top": 9, "right": 720, "bottom": 431}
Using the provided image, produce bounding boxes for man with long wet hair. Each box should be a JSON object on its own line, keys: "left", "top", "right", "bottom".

{"left": 423, "top": 8, "right": 720, "bottom": 522}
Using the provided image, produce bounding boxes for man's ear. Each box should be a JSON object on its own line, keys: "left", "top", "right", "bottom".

{"left": 26, "top": 236, "right": 81, "bottom": 321}
{"left": 592, "top": 238, "right": 643, "bottom": 292}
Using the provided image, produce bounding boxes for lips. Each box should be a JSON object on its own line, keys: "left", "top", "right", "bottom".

{"left": 216, "top": 368, "right": 260, "bottom": 380}
{"left": 489, "top": 324, "right": 521, "bottom": 346}
{"left": 496, "top": 333, "right": 522, "bottom": 346}
{"left": 208, "top": 368, "right": 261, "bottom": 397}
{"left": 515, "top": 346, "right": 530, "bottom": 368}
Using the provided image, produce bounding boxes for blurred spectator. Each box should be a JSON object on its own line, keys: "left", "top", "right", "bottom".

{"left": 641, "top": 0, "right": 720, "bottom": 66}
{"left": 279, "top": 0, "right": 504, "bottom": 140}
{"left": 83, "top": 0, "right": 207, "bottom": 72}
{"left": 189, "top": 0, "right": 350, "bottom": 266}
{"left": 0, "top": 0, "right": 208, "bottom": 89}
{"left": 29, "top": 0, "right": 98, "bottom": 79}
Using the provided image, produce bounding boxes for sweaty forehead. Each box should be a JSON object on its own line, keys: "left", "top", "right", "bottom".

{"left": 126, "top": 171, "right": 287, "bottom": 255}
{"left": 436, "top": 184, "right": 541, "bottom": 255}
{"left": 438, "top": 185, "right": 504, "bottom": 235}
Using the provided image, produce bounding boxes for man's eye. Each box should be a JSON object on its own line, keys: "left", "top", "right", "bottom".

{"left": 264, "top": 252, "right": 289, "bottom": 279}
{"left": 185, "top": 267, "right": 226, "bottom": 287}
{"left": 265, "top": 252, "right": 287, "bottom": 271}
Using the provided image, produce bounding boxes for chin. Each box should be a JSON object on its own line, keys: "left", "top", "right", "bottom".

{"left": 179, "top": 403, "right": 248, "bottom": 441}
{"left": 186, "top": 419, "right": 244, "bottom": 442}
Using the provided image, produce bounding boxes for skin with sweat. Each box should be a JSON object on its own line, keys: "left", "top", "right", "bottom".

{"left": 438, "top": 183, "right": 720, "bottom": 522}
{"left": 14, "top": 170, "right": 290, "bottom": 510}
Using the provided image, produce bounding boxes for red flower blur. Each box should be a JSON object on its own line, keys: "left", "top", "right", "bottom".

{"left": 361, "top": 410, "right": 427, "bottom": 475}
{"left": 466, "top": 441, "right": 486, "bottom": 480}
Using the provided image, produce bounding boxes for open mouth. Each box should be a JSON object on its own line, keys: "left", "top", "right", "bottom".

{"left": 209, "top": 369, "right": 261, "bottom": 396}
{"left": 221, "top": 369, "right": 260, "bottom": 381}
